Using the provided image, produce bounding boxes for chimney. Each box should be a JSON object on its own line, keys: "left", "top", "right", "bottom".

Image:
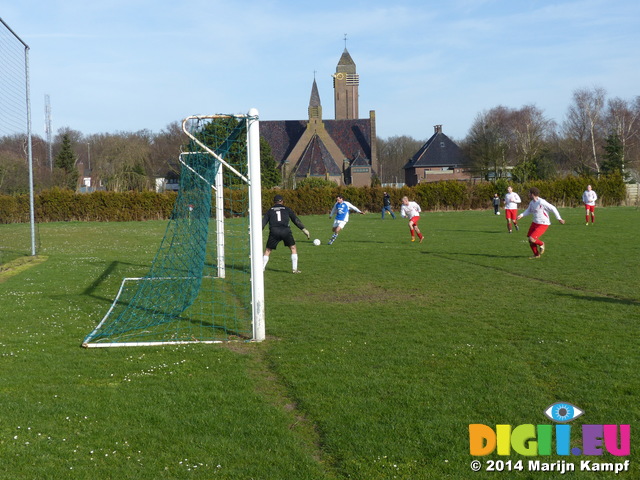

{"left": 434, "top": 125, "right": 442, "bottom": 134}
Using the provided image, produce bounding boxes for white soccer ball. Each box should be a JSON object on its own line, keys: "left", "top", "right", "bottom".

{"left": 313, "top": 238, "right": 321, "bottom": 246}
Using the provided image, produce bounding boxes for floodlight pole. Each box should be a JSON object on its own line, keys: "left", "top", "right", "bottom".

{"left": 247, "top": 108, "right": 265, "bottom": 341}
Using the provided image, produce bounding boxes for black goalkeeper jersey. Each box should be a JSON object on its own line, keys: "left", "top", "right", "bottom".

{"left": 262, "top": 204, "right": 305, "bottom": 231}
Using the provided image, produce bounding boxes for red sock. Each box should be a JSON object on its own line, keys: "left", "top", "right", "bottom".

{"left": 530, "top": 243, "right": 539, "bottom": 256}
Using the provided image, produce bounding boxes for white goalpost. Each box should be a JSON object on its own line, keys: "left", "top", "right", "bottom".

{"left": 82, "top": 110, "right": 264, "bottom": 347}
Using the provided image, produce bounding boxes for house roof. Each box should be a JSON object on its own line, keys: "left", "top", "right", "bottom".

{"left": 404, "top": 129, "right": 470, "bottom": 169}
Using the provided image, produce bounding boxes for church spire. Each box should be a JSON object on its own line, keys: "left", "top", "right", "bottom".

{"left": 308, "top": 77, "right": 322, "bottom": 120}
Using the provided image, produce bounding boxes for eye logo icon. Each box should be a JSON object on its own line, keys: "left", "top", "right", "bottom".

{"left": 544, "top": 402, "right": 584, "bottom": 423}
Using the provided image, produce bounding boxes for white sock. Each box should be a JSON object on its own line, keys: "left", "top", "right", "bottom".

{"left": 263, "top": 255, "right": 269, "bottom": 270}
{"left": 291, "top": 254, "right": 298, "bottom": 271}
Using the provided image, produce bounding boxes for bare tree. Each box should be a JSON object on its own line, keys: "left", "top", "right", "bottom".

{"left": 605, "top": 96, "right": 640, "bottom": 178}
{"left": 149, "top": 121, "right": 187, "bottom": 178}
{"left": 466, "top": 107, "right": 513, "bottom": 180}
{"left": 510, "top": 105, "right": 556, "bottom": 182}
{"left": 376, "top": 135, "right": 424, "bottom": 184}
{"left": 88, "top": 131, "right": 153, "bottom": 191}
{"left": 562, "top": 87, "right": 606, "bottom": 175}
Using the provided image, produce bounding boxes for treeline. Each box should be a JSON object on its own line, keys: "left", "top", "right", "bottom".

{"left": 377, "top": 87, "right": 639, "bottom": 184}
{"left": 0, "top": 176, "right": 625, "bottom": 224}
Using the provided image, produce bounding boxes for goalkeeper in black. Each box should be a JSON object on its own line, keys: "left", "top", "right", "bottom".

{"left": 262, "top": 194, "right": 310, "bottom": 273}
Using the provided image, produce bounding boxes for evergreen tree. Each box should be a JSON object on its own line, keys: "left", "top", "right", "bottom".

{"left": 260, "top": 137, "right": 281, "bottom": 188}
{"left": 54, "top": 134, "right": 79, "bottom": 189}
{"left": 54, "top": 134, "right": 76, "bottom": 171}
{"left": 601, "top": 133, "right": 625, "bottom": 177}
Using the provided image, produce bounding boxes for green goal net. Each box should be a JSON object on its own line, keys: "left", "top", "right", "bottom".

{"left": 83, "top": 112, "right": 264, "bottom": 347}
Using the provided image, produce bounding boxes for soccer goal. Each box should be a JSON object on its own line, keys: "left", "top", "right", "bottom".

{"left": 82, "top": 110, "right": 265, "bottom": 347}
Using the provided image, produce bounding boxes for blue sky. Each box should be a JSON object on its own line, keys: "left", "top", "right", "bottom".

{"left": 1, "top": 0, "right": 639, "bottom": 141}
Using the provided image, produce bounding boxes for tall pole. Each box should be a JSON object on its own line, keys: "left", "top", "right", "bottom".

{"left": 25, "top": 46, "right": 36, "bottom": 256}
{"left": 247, "top": 108, "right": 265, "bottom": 341}
{"left": 0, "top": 18, "right": 36, "bottom": 256}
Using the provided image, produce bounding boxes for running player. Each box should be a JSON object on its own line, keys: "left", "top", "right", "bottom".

{"left": 517, "top": 187, "right": 565, "bottom": 259}
{"left": 400, "top": 196, "right": 424, "bottom": 243}
{"left": 327, "top": 195, "right": 364, "bottom": 245}
{"left": 504, "top": 186, "right": 522, "bottom": 233}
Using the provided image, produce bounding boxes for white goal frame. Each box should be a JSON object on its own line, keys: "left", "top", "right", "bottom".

{"left": 181, "top": 110, "right": 265, "bottom": 342}
{"left": 83, "top": 109, "right": 264, "bottom": 347}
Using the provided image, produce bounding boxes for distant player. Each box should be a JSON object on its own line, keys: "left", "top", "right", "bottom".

{"left": 381, "top": 191, "right": 396, "bottom": 219}
{"left": 582, "top": 184, "right": 598, "bottom": 225}
{"left": 328, "top": 195, "right": 364, "bottom": 245}
{"left": 504, "top": 186, "right": 521, "bottom": 233}
{"left": 262, "top": 194, "right": 310, "bottom": 273}
{"left": 517, "top": 187, "right": 565, "bottom": 259}
{"left": 400, "top": 196, "right": 424, "bottom": 243}
{"left": 493, "top": 193, "right": 501, "bottom": 215}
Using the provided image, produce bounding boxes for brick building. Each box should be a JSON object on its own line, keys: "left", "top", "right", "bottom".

{"left": 260, "top": 48, "right": 378, "bottom": 187}
{"left": 403, "top": 125, "right": 472, "bottom": 186}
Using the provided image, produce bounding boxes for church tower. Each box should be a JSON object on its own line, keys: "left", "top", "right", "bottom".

{"left": 333, "top": 48, "right": 359, "bottom": 120}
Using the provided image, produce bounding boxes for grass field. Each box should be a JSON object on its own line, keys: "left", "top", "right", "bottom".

{"left": 1, "top": 206, "right": 638, "bottom": 479}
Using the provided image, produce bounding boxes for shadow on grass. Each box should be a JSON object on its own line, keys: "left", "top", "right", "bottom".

{"left": 82, "top": 260, "right": 149, "bottom": 302}
{"left": 81, "top": 260, "right": 252, "bottom": 344}
{"left": 426, "top": 251, "right": 523, "bottom": 259}
{"left": 437, "top": 229, "right": 505, "bottom": 234}
{"left": 553, "top": 291, "right": 640, "bottom": 307}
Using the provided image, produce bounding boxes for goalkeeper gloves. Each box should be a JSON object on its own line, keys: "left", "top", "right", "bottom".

{"left": 302, "top": 228, "right": 310, "bottom": 239}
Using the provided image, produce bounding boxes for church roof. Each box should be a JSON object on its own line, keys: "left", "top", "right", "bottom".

{"left": 295, "top": 134, "right": 342, "bottom": 177}
{"left": 350, "top": 152, "right": 369, "bottom": 166}
{"left": 404, "top": 129, "right": 470, "bottom": 169}
{"left": 260, "top": 118, "right": 372, "bottom": 166}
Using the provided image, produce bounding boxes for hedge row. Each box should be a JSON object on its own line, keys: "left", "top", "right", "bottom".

{"left": 0, "top": 176, "right": 626, "bottom": 224}
{"left": 0, "top": 189, "right": 177, "bottom": 224}
{"left": 269, "top": 175, "right": 626, "bottom": 215}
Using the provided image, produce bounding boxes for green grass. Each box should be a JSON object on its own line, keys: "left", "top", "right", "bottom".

{"left": 1, "top": 207, "right": 638, "bottom": 479}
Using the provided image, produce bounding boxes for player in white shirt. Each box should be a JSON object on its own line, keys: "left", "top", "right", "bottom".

{"left": 517, "top": 187, "right": 565, "bottom": 259}
{"left": 400, "top": 196, "right": 424, "bottom": 243}
{"left": 582, "top": 184, "right": 598, "bottom": 225}
{"left": 503, "top": 186, "right": 521, "bottom": 233}
{"left": 327, "top": 195, "right": 364, "bottom": 245}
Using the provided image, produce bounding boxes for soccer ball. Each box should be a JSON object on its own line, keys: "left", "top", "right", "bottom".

{"left": 313, "top": 238, "right": 321, "bottom": 246}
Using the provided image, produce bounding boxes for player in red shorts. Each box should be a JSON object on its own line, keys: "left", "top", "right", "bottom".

{"left": 517, "top": 187, "right": 565, "bottom": 259}
{"left": 400, "top": 196, "right": 424, "bottom": 243}
{"left": 582, "top": 184, "right": 597, "bottom": 225}
{"left": 503, "top": 186, "right": 521, "bottom": 233}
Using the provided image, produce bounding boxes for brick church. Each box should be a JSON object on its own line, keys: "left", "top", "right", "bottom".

{"left": 260, "top": 48, "right": 378, "bottom": 187}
